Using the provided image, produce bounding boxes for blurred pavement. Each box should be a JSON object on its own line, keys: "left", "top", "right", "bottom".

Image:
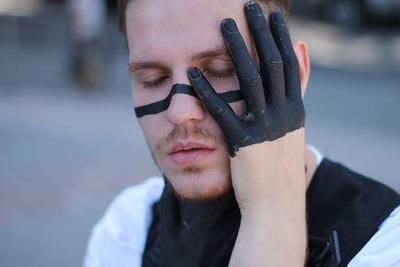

{"left": 0, "top": 3, "right": 399, "bottom": 267}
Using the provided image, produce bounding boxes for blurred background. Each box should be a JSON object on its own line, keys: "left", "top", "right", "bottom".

{"left": 0, "top": 0, "right": 399, "bottom": 266}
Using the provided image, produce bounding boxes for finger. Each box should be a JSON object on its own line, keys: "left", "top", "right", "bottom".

{"left": 220, "top": 18, "right": 266, "bottom": 119}
{"left": 188, "top": 67, "right": 246, "bottom": 155}
{"left": 188, "top": 67, "right": 243, "bottom": 133}
{"left": 270, "top": 13, "right": 305, "bottom": 131}
{"left": 244, "top": 2, "right": 285, "bottom": 107}
{"left": 270, "top": 12, "right": 301, "bottom": 100}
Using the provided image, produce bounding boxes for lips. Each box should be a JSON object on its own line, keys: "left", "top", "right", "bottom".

{"left": 168, "top": 142, "right": 215, "bottom": 165}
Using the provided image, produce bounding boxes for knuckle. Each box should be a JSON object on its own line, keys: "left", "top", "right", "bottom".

{"left": 245, "top": 73, "right": 262, "bottom": 88}
{"left": 215, "top": 104, "right": 229, "bottom": 117}
{"left": 262, "top": 55, "right": 283, "bottom": 72}
{"left": 268, "top": 60, "right": 283, "bottom": 72}
{"left": 261, "top": 61, "right": 283, "bottom": 74}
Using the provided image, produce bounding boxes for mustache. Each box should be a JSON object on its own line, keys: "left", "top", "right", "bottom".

{"left": 156, "top": 125, "right": 226, "bottom": 151}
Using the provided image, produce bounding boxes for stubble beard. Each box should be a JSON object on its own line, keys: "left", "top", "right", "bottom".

{"left": 149, "top": 125, "right": 232, "bottom": 202}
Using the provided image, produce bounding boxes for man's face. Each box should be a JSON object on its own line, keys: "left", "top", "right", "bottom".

{"left": 126, "top": 0, "right": 258, "bottom": 201}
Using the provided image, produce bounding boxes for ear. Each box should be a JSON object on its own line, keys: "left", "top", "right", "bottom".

{"left": 292, "top": 41, "right": 310, "bottom": 98}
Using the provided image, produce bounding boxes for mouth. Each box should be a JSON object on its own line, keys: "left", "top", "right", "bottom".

{"left": 168, "top": 142, "right": 216, "bottom": 166}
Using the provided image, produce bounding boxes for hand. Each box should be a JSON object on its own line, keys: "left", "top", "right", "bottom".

{"left": 188, "top": 2, "right": 307, "bottom": 265}
{"left": 188, "top": 2, "right": 305, "bottom": 213}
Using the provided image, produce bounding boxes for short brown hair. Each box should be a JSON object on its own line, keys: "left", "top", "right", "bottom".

{"left": 117, "top": 0, "right": 292, "bottom": 36}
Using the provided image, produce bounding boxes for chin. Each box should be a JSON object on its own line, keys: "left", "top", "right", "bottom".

{"left": 166, "top": 168, "right": 232, "bottom": 203}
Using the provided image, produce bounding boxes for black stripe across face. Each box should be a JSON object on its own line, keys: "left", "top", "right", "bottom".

{"left": 134, "top": 83, "right": 243, "bottom": 118}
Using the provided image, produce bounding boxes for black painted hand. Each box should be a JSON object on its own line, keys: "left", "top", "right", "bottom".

{"left": 188, "top": 4, "right": 305, "bottom": 157}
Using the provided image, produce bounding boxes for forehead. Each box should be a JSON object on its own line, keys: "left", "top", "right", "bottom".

{"left": 126, "top": 0, "right": 250, "bottom": 63}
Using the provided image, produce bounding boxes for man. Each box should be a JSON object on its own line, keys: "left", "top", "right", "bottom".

{"left": 83, "top": 0, "right": 400, "bottom": 266}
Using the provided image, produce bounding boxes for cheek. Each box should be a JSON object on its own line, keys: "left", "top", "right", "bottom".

{"left": 131, "top": 82, "right": 144, "bottom": 108}
{"left": 230, "top": 101, "right": 246, "bottom": 117}
{"left": 137, "top": 115, "right": 168, "bottom": 149}
{"left": 131, "top": 82, "right": 171, "bottom": 107}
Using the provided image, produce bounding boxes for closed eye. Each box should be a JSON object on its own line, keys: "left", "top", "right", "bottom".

{"left": 203, "top": 68, "right": 235, "bottom": 79}
{"left": 143, "top": 76, "right": 169, "bottom": 88}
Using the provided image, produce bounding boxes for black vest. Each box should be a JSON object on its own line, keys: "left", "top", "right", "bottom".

{"left": 142, "top": 159, "right": 400, "bottom": 267}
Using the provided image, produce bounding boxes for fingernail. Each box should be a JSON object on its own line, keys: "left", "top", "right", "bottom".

{"left": 246, "top": 2, "right": 262, "bottom": 15}
{"left": 188, "top": 67, "right": 201, "bottom": 80}
{"left": 222, "top": 18, "right": 238, "bottom": 33}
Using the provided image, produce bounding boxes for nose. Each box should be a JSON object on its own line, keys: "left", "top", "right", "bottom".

{"left": 166, "top": 91, "right": 205, "bottom": 126}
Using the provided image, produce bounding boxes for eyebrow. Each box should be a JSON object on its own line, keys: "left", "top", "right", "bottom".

{"left": 191, "top": 44, "right": 230, "bottom": 61}
{"left": 127, "top": 43, "right": 230, "bottom": 73}
{"left": 127, "top": 61, "right": 169, "bottom": 73}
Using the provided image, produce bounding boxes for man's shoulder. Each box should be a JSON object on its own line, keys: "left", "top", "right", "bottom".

{"left": 83, "top": 177, "right": 165, "bottom": 267}
{"left": 307, "top": 159, "right": 400, "bottom": 265}
{"left": 349, "top": 205, "right": 400, "bottom": 267}
{"left": 308, "top": 158, "right": 400, "bottom": 223}
{"left": 96, "top": 176, "right": 165, "bottom": 237}
{"left": 111, "top": 177, "right": 165, "bottom": 210}
{"left": 309, "top": 158, "right": 399, "bottom": 200}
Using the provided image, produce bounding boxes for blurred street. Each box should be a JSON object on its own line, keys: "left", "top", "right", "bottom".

{"left": 0, "top": 1, "right": 400, "bottom": 267}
